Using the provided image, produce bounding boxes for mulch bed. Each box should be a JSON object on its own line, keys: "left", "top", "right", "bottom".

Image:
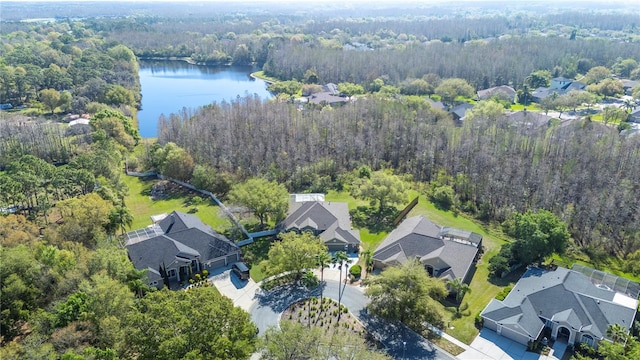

{"left": 282, "top": 297, "right": 365, "bottom": 337}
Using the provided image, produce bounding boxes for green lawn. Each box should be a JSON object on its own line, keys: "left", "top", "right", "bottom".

{"left": 404, "top": 193, "right": 511, "bottom": 343}
{"left": 251, "top": 71, "right": 278, "bottom": 83}
{"left": 326, "top": 187, "right": 513, "bottom": 344}
{"left": 510, "top": 103, "right": 540, "bottom": 111}
{"left": 123, "top": 175, "right": 230, "bottom": 232}
{"left": 325, "top": 190, "right": 389, "bottom": 251}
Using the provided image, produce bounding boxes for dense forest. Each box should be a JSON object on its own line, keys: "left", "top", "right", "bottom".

{"left": 156, "top": 96, "right": 640, "bottom": 258}
{"left": 2, "top": 1, "right": 640, "bottom": 359}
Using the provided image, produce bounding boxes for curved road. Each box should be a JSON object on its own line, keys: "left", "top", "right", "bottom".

{"left": 248, "top": 279, "right": 456, "bottom": 360}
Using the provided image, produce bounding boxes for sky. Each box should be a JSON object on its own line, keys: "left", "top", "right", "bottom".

{"left": 2, "top": 0, "right": 635, "bottom": 2}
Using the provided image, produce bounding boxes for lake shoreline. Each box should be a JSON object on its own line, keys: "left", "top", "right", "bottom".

{"left": 137, "top": 61, "right": 272, "bottom": 138}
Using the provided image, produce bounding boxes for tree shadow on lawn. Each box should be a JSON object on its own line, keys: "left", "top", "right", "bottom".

{"left": 136, "top": 176, "right": 202, "bottom": 201}
{"left": 350, "top": 205, "right": 400, "bottom": 234}
{"left": 487, "top": 266, "right": 527, "bottom": 287}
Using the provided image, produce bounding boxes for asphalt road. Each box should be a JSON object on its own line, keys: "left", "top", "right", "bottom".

{"left": 249, "top": 279, "right": 456, "bottom": 360}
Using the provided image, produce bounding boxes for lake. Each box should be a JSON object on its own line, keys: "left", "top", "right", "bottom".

{"left": 137, "top": 60, "right": 272, "bottom": 138}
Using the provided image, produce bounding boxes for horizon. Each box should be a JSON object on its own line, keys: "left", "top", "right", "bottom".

{"left": 2, "top": 0, "right": 637, "bottom": 3}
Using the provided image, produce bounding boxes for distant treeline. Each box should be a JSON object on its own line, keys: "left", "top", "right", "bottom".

{"left": 263, "top": 37, "right": 640, "bottom": 90}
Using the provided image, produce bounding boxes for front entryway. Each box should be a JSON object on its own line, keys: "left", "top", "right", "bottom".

{"left": 557, "top": 326, "right": 570, "bottom": 340}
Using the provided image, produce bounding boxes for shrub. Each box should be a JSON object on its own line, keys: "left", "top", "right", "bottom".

{"left": 429, "top": 184, "right": 455, "bottom": 210}
{"left": 349, "top": 265, "right": 362, "bottom": 278}
{"left": 474, "top": 312, "right": 484, "bottom": 329}
{"left": 495, "top": 285, "right": 513, "bottom": 301}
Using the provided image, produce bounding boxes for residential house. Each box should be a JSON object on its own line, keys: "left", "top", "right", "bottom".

{"left": 450, "top": 103, "right": 475, "bottom": 121}
{"left": 620, "top": 79, "right": 639, "bottom": 96}
{"left": 481, "top": 266, "right": 639, "bottom": 348}
{"left": 477, "top": 85, "right": 517, "bottom": 102}
{"left": 372, "top": 215, "right": 482, "bottom": 285}
{"left": 532, "top": 77, "right": 586, "bottom": 103}
{"left": 629, "top": 107, "right": 640, "bottom": 123}
{"left": 504, "top": 109, "right": 553, "bottom": 129}
{"left": 281, "top": 201, "right": 361, "bottom": 253}
{"left": 425, "top": 98, "right": 446, "bottom": 111}
{"left": 308, "top": 83, "right": 348, "bottom": 106}
{"left": 125, "top": 211, "right": 241, "bottom": 289}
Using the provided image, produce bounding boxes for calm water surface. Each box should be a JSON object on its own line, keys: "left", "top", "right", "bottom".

{"left": 137, "top": 60, "right": 272, "bottom": 138}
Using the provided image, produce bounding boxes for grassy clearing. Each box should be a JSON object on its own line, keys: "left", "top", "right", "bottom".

{"left": 123, "top": 175, "right": 230, "bottom": 231}
{"left": 325, "top": 190, "right": 388, "bottom": 251}
{"left": 251, "top": 70, "right": 278, "bottom": 83}
{"left": 243, "top": 237, "right": 273, "bottom": 282}
{"left": 510, "top": 103, "right": 540, "bottom": 111}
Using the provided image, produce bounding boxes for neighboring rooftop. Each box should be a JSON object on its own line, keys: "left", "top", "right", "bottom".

{"left": 482, "top": 266, "right": 639, "bottom": 342}
{"left": 504, "top": 110, "right": 552, "bottom": 129}
{"left": 477, "top": 85, "right": 516, "bottom": 101}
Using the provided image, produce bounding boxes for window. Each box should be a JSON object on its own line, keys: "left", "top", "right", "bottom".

{"left": 581, "top": 334, "right": 595, "bottom": 347}
{"left": 168, "top": 269, "right": 177, "bottom": 278}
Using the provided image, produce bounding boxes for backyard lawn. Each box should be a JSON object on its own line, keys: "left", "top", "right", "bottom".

{"left": 123, "top": 175, "right": 230, "bottom": 232}
{"left": 327, "top": 187, "right": 513, "bottom": 344}
{"left": 407, "top": 193, "right": 511, "bottom": 344}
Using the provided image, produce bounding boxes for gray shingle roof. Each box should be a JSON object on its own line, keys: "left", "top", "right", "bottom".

{"left": 477, "top": 85, "right": 516, "bottom": 100}
{"left": 425, "top": 98, "right": 446, "bottom": 111}
{"left": 481, "top": 266, "right": 639, "bottom": 341}
{"left": 126, "top": 211, "right": 239, "bottom": 277}
{"left": 450, "top": 103, "right": 474, "bottom": 119}
{"left": 505, "top": 110, "right": 552, "bottom": 129}
{"left": 373, "top": 216, "right": 480, "bottom": 280}
{"left": 282, "top": 201, "right": 361, "bottom": 246}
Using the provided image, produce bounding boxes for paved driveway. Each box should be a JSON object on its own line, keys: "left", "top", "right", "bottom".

{"left": 459, "top": 328, "right": 564, "bottom": 360}
{"left": 211, "top": 266, "right": 456, "bottom": 360}
{"left": 208, "top": 266, "right": 260, "bottom": 311}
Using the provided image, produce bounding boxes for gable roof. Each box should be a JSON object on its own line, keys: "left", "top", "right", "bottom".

{"left": 282, "top": 201, "right": 360, "bottom": 245}
{"left": 425, "top": 98, "right": 446, "bottom": 111}
{"left": 126, "top": 211, "right": 239, "bottom": 275}
{"left": 477, "top": 85, "right": 516, "bottom": 100}
{"left": 373, "top": 216, "right": 480, "bottom": 280}
{"left": 505, "top": 110, "right": 552, "bottom": 129}
{"left": 534, "top": 79, "right": 586, "bottom": 101}
{"left": 450, "top": 103, "right": 474, "bottom": 120}
{"left": 481, "top": 266, "right": 639, "bottom": 341}
{"left": 309, "top": 92, "right": 347, "bottom": 105}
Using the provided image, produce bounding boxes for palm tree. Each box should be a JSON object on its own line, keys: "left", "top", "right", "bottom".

{"left": 447, "top": 278, "right": 471, "bottom": 304}
{"left": 315, "top": 251, "right": 332, "bottom": 309}
{"left": 109, "top": 205, "right": 133, "bottom": 235}
{"left": 623, "top": 98, "right": 636, "bottom": 113}
{"left": 315, "top": 252, "right": 332, "bottom": 282}
{"left": 606, "top": 323, "right": 629, "bottom": 344}
{"left": 332, "top": 250, "right": 349, "bottom": 323}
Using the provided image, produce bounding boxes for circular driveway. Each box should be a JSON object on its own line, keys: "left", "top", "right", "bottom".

{"left": 249, "top": 279, "right": 368, "bottom": 334}
{"left": 212, "top": 267, "right": 455, "bottom": 359}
